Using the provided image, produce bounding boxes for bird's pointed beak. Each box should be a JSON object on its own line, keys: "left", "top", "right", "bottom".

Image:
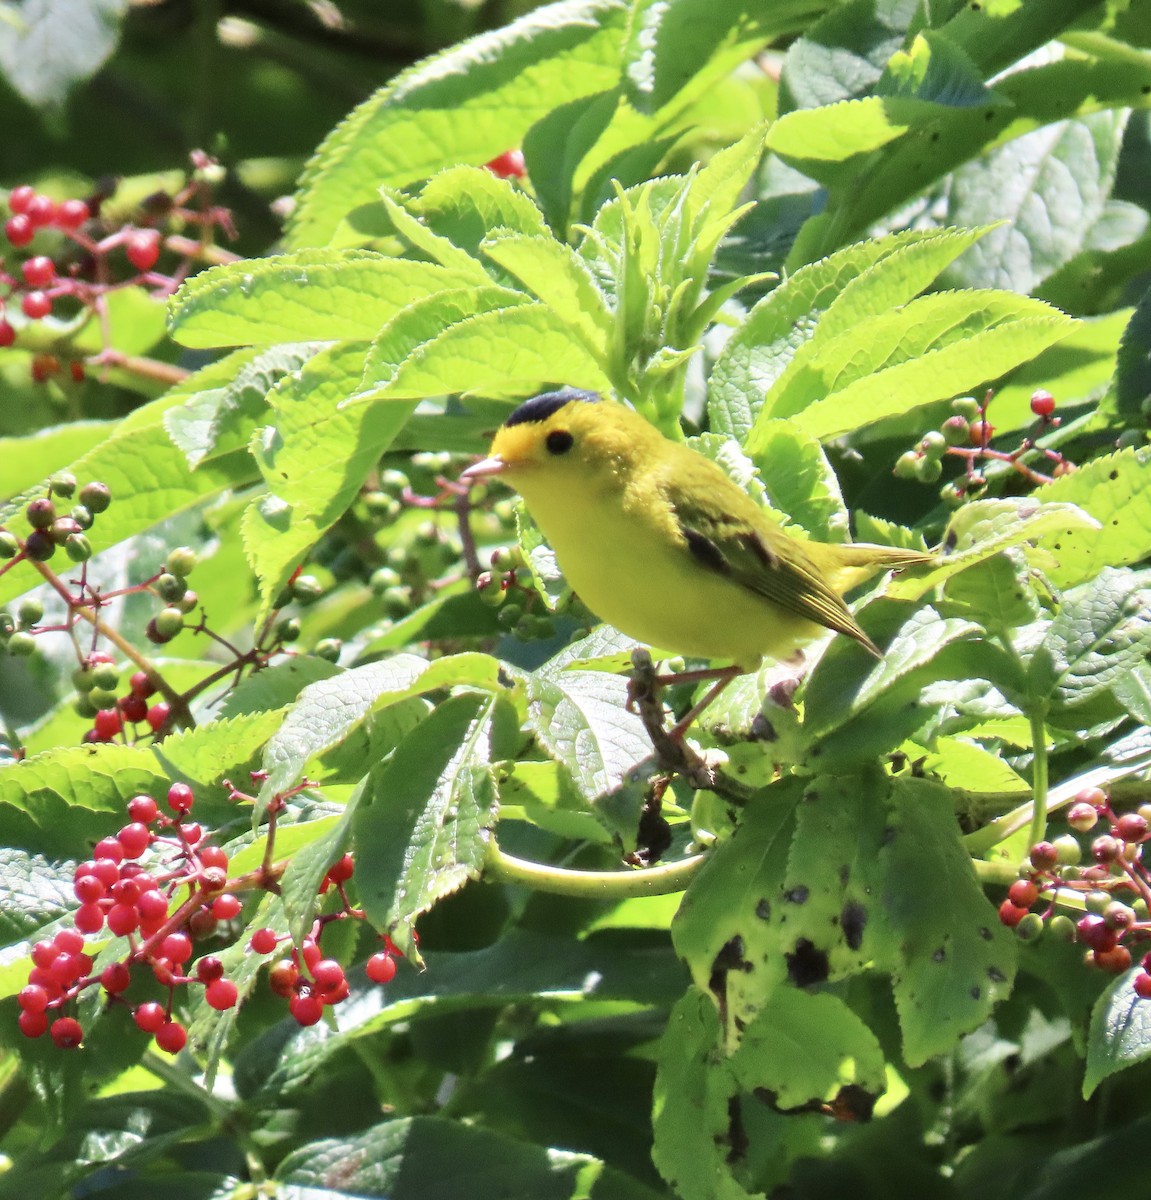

{"left": 460, "top": 455, "right": 509, "bottom": 483}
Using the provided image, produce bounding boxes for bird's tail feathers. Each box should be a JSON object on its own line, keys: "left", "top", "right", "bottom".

{"left": 817, "top": 543, "right": 934, "bottom": 594}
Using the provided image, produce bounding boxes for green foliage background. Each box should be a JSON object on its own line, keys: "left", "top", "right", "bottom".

{"left": 2, "top": 0, "right": 1151, "bottom": 1197}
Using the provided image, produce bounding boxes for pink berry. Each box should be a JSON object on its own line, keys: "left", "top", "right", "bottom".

{"left": 300, "top": 939, "right": 321, "bottom": 971}
{"left": 127, "top": 794, "right": 159, "bottom": 824}
{"left": 8, "top": 185, "right": 34, "bottom": 214}
{"left": 125, "top": 229, "right": 161, "bottom": 272}
{"left": 129, "top": 671, "right": 155, "bottom": 700}
{"left": 25, "top": 194, "right": 55, "bottom": 226}
{"left": 155, "top": 1020, "right": 187, "bottom": 1054}
{"left": 1029, "top": 389, "right": 1056, "bottom": 418}
{"left": 21, "top": 255, "right": 55, "bottom": 288}
{"left": 167, "top": 782, "right": 194, "bottom": 813}
{"left": 200, "top": 846, "right": 229, "bottom": 871}
{"left": 0, "top": 319, "right": 15, "bottom": 347}
{"left": 5, "top": 213, "right": 33, "bottom": 245}
{"left": 484, "top": 149, "right": 526, "bottom": 178}
{"left": 205, "top": 978, "right": 239, "bottom": 1010}
{"left": 21, "top": 291, "right": 52, "bottom": 320}
{"left": 134, "top": 1002, "right": 166, "bottom": 1033}
{"left": 1135, "top": 972, "right": 1151, "bottom": 999}
{"left": 50, "top": 1016, "right": 83, "bottom": 1048}
{"left": 93, "top": 709, "right": 123, "bottom": 741}
{"left": 366, "top": 952, "right": 396, "bottom": 984}
{"left": 92, "top": 857, "right": 120, "bottom": 887}
{"left": 117, "top": 822, "right": 151, "bottom": 859}
{"left": 146, "top": 702, "right": 171, "bottom": 732}
{"left": 120, "top": 695, "right": 148, "bottom": 723}
{"left": 137, "top": 890, "right": 168, "bottom": 921}
{"left": 110, "top": 878, "right": 141, "bottom": 905}
{"left": 73, "top": 874, "right": 105, "bottom": 903}
{"left": 93, "top": 836, "right": 125, "bottom": 863}
{"left": 74, "top": 903, "right": 105, "bottom": 933}
{"left": 1117, "top": 813, "right": 1148, "bottom": 843}
{"left": 53, "top": 929, "right": 84, "bottom": 955}
{"left": 55, "top": 198, "right": 89, "bottom": 229}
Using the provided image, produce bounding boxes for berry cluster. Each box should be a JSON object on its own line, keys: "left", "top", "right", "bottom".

{"left": 77, "top": 658, "right": 169, "bottom": 742}
{"left": 475, "top": 544, "right": 559, "bottom": 642}
{"left": 18, "top": 784, "right": 406, "bottom": 1051}
{"left": 2, "top": 156, "right": 237, "bottom": 384}
{"left": 895, "top": 389, "right": 1073, "bottom": 504}
{"left": 0, "top": 474, "right": 111, "bottom": 575}
{"left": 998, "top": 787, "right": 1151, "bottom": 985}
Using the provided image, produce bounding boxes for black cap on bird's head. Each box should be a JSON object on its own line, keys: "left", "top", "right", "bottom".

{"left": 503, "top": 389, "right": 602, "bottom": 428}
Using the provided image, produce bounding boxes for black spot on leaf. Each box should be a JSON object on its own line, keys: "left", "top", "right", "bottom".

{"left": 786, "top": 938, "right": 829, "bottom": 986}
{"left": 841, "top": 901, "right": 867, "bottom": 950}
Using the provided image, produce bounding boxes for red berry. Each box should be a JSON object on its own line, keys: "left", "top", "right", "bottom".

{"left": 106, "top": 903, "right": 139, "bottom": 937}
{"left": 100, "top": 962, "right": 131, "bottom": 994}
{"left": 25, "top": 195, "right": 55, "bottom": 226}
{"left": 205, "top": 978, "right": 239, "bottom": 1010}
{"left": 93, "top": 709, "right": 123, "bottom": 741}
{"left": 1077, "top": 914, "right": 1118, "bottom": 952}
{"left": 92, "top": 857, "right": 120, "bottom": 887}
{"left": 21, "top": 291, "right": 52, "bottom": 320}
{"left": 74, "top": 903, "right": 105, "bottom": 933}
{"left": 5, "top": 213, "right": 33, "bottom": 245}
{"left": 117, "top": 822, "right": 151, "bottom": 859}
{"left": 250, "top": 928, "right": 278, "bottom": 955}
{"left": 93, "top": 836, "right": 125, "bottom": 863}
{"left": 31, "top": 941, "right": 56, "bottom": 969}
{"left": 179, "top": 822, "right": 202, "bottom": 846}
{"left": 30, "top": 354, "right": 59, "bottom": 384}
{"left": 1117, "top": 813, "right": 1149, "bottom": 843}
{"left": 188, "top": 909, "right": 218, "bottom": 938}
{"left": 155, "top": 1020, "right": 187, "bottom": 1054}
{"left": 196, "top": 956, "right": 224, "bottom": 983}
{"left": 1095, "top": 944, "right": 1133, "bottom": 974}
{"left": 120, "top": 695, "right": 148, "bottom": 723}
{"left": 125, "top": 229, "right": 161, "bottom": 272}
{"left": 211, "top": 893, "right": 241, "bottom": 920}
{"left": 74, "top": 874, "right": 105, "bottom": 903}
{"left": 1135, "top": 972, "right": 1151, "bottom": 999}
{"left": 323, "top": 978, "right": 350, "bottom": 1005}
{"left": 134, "top": 1002, "right": 166, "bottom": 1033}
{"left": 998, "top": 900, "right": 1026, "bottom": 928}
{"left": 1092, "top": 835, "right": 1122, "bottom": 863}
{"left": 484, "top": 149, "right": 526, "bottom": 178}
{"left": 1007, "top": 880, "right": 1039, "bottom": 909}
{"left": 53, "top": 928, "right": 84, "bottom": 955}
{"left": 27, "top": 967, "right": 61, "bottom": 997}
{"left": 127, "top": 794, "right": 159, "bottom": 824}
{"left": 1077, "top": 786, "right": 1109, "bottom": 812}
{"left": 137, "top": 890, "right": 169, "bottom": 921}
{"left": 1030, "top": 389, "right": 1056, "bottom": 418}
{"left": 167, "top": 782, "right": 194, "bottom": 813}
{"left": 269, "top": 959, "right": 298, "bottom": 997}
{"left": 968, "top": 419, "right": 993, "bottom": 445}
{"left": 161, "top": 932, "right": 192, "bottom": 964}
{"left": 21, "top": 256, "right": 55, "bottom": 288}
{"left": 300, "top": 939, "right": 321, "bottom": 971}
{"left": 200, "top": 846, "right": 229, "bottom": 872}
{"left": 18, "top": 1010, "right": 49, "bottom": 1039}
{"left": 56, "top": 198, "right": 89, "bottom": 230}
{"left": 326, "top": 853, "right": 354, "bottom": 885}
{"left": 0, "top": 319, "right": 15, "bottom": 347}
{"left": 151, "top": 959, "right": 176, "bottom": 987}
{"left": 50, "top": 1016, "right": 83, "bottom": 1048}
{"left": 130, "top": 671, "right": 155, "bottom": 699}
{"left": 18, "top": 984, "right": 50, "bottom": 1013}
{"left": 366, "top": 952, "right": 397, "bottom": 985}
{"left": 50, "top": 953, "right": 82, "bottom": 985}
{"left": 146, "top": 702, "right": 171, "bottom": 733}
{"left": 289, "top": 993, "right": 324, "bottom": 1026}
{"left": 8, "top": 185, "right": 34, "bottom": 214}
{"left": 311, "top": 959, "right": 345, "bottom": 993}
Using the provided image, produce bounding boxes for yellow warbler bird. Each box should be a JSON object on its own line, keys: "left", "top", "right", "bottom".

{"left": 461, "top": 389, "right": 931, "bottom": 682}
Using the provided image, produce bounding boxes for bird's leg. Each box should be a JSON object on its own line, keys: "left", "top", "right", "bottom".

{"left": 667, "top": 666, "right": 743, "bottom": 742}
{"left": 627, "top": 651, "right": 744, "bottom": 742}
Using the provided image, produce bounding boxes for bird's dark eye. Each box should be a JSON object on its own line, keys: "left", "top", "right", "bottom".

{"left": 545, "top": 430, "right": 574, "bottom": 455}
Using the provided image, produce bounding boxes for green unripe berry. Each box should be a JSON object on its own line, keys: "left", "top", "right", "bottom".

{"left": 369, "top": 567, "right": 402, "bottom": 595}
{"left": 7, "top": 631, "right": 35, "bottom": 657}
{"left": 69, "top": 505, "right": 93, "bottom": 530}
{"left": 1015, "top": 913, "right": 1044, "bottom": 941}
{"left": 0, "top": 612, "right": 13, "bottom": 639}
{"left": 1085, "top": 890, "right": 1111, "bottom": 916}
{"left": 0, "top": 531, "right": 18, "bottom": 558}
{"left": 381, "top": 586, "right": 413, "bottom": 618}
{"left": 894, "top": 452, "right": 920, "bottom": 481}
{"left": 291, "top": 574, "right": 323, "bottom": 605}
{"left": 1052, "top": 834, "right": 1082, "bottom": 866}
{"left": 64, "top": 533, "right": 92, "bottom": 563}
{"left": 1048, "top": 914, "right": 1077, "bottom": 942}
{"left": 413, "top": 450, "right": 451, "bottom": 473}
{"left": 415, "top": 521, "right": 441, "bottom": 546}
{"left": 919, "top": 431, "right": 947, "bottom": 459}
{"left": 276, "top": 617, "right": 301, "bottom": 643}
{"left": 379, "top": 469, "right": 409, "bottom": 495}
{"left": 497, "top": 603, "right": 524, "bottom": 630}
{"left": 17, "top": 599, "right": 43, "bottom": 628}
{"left": 154, "top": 607, "right": 185, "bottom": 639}
{"left": 78, "top": 482, "right": 111, "bottom": 514}
{"left": 493, "top": 499, "right": 517, "bottom": 526}
{"left": 175, "top": 590, "right": 199, "bottom": 614}
{"left": 49, "top": 473, "right": 77, "bottom": 499}
{"left": 915, "top": 456, "right": 942, "bottom": 483}
{"left": 73, "top": 694, "right": 98, "bottom": 718}
{"left": 490, "top": 546, "right": 522, "bottom": 573}
{"left": 88, "top": 686, "right": 118, "bottom": 710}
{"left": 25, "top": 498, "right": 56, "bottom": 530}
{"left": 92, "top": 663, "right": 119, "bottom": 691}
{"left": 313, "top": 638, "right": 342, "bottom": 662}
{"left": 363, "top": 491, "right": 401, "bottom": 521}
{"left": 942, "top": 415, "right": 970, "bottom": 446}
{"left": 951, "top": 397, "right": 981, "bottom": 420}
{"left": 72, "top": 665, "right": 97, "bottom": 692}
{"left": 478, "top": 573, "right": 506, "bottom": 606}
{"left": 165, "top": 546, "right": 197, "bottom": 577}
{"left": 156, "top": 573, "right": 187, "bottom": 603}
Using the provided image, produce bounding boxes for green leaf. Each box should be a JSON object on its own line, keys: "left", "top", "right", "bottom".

{"left": 709, "top": 227, "right": 986, "bottom": 439}
{"left": 1084, "top": 970, "right": 1151, "bottom": 1097}
{"left": 940, "top": 111, "right": 1129, "bottom": 293}
{"left": 881, "top": 775, "right": 1017, "bottom": 1066}
{"left": 168, "top": 252, "right": 483, "bottom": 348}
{"left": 730, "top": 989, "right": 886, "bottom": 1112}
{"left": 1031, "top": 447, "right": 1151, "bottom": 586}
{"left": 275, "top": 1114, "right": 666, "bottom": 1199}
{"left": 151, "top": 712, "right": 283, "bottom": 789}
{"left": 940, "top": 550, "right": 1042, "bottom": 634}
{"left": 746, "top": 419, "right": 849, "bottom": 542}
{"left": 354, "top": 693, "right": 501, "bottom": 959}
{"left": 220, "top": 656, "right": 343, "bottom": 718}
{"left": 523, "top": 668, "right": 655, "bottom": 841}
{"left": 164, "top": 344, "right": 322, "bottom": 469}
{"left": 243, "top": 342, "right": 414, "bottom": 616}
{"left": 0, "top": 744, "right": 169, "bottom": 858}
{"left": 0, "top": 0, "right": 128, "bottom": 108}
{"left": 0, "top": 848, "right": 76, "bottom": 949}
{"left": 0, "top": 421, "right": 113, "bottom": 503}
{"left": 258, "top": 652, "right": 501, "bottom": 808}
{"left": 1027, "top": 567, "right": 1151, "bottom": 711}
{"left": 1112, "top": 283, "right": 1151, "bottom": 420}
{"left": 753, "top": 292, "right": 1076, "bottom": 442}
{"left": 286, "top": 0, "right": 632, "bottom": 248}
